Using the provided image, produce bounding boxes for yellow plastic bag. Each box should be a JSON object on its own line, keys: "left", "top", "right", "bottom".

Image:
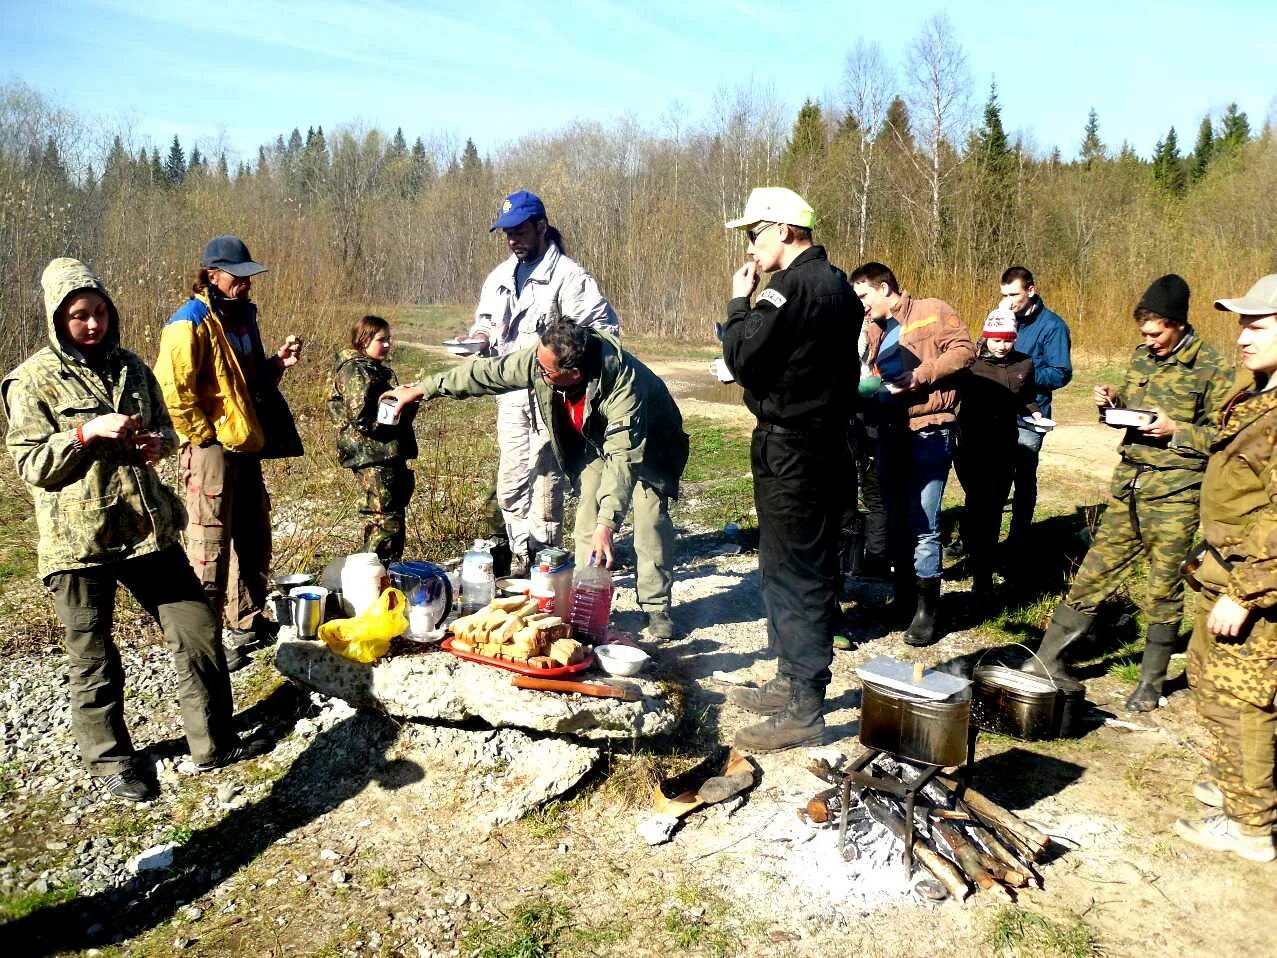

{"left": 318, "top": 587, "right": 407, "bottom": 664}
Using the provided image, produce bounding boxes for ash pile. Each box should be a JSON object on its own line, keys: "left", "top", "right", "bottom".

{"left": 800, "top": 751, "right": 1055, "bottom": 904}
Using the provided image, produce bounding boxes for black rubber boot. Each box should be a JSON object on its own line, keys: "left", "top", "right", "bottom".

{"left": 1023, "top": 603, "right": 1093, "bottom": 691}
{"left": 733, "top": 685, "right": 825, "bottom": 753}
{"left": 905, "top": 577, "right": 942, "bottom": 647}
{"left": 887, "top": 564, "right": 917, "bottom": 624}
{"left": 1125, "top": 621, "right": 1179, "bottom": 712}
{"left": 970, "top": 566, "right": 995, "bottom": 607}
{"left": 728, "top": 675, "right": 793, "bottom": 716}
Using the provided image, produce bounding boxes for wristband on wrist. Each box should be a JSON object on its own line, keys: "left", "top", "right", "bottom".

{"left": 75, "top": 424, "right": 87, "bottom": 447}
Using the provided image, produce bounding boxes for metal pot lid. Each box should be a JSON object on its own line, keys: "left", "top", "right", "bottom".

{"left": 975, "top": 664, "right": 1058, "bottom": 694}
{"left": 856, "top": 655, "right": 971, "bottom": 701}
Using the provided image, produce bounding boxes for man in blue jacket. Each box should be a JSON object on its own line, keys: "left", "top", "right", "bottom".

{"left": 998, "top": 266, "right": 1072, "bottom": 555}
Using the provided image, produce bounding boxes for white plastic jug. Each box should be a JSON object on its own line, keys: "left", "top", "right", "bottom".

{"left": 460, "top": 539, "right": 495, "bottom": 613}
{"left": 340, "top": 552, "right": 386, "bottom": 617}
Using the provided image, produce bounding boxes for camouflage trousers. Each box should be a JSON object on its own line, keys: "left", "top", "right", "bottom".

{"left": 1065, "top": 489, "right": 1198, "bottom": 625}
{"left": 355, "top": 462, "right": 415, "bottom": 566}
{"left": 1187, "top": 590, "right": 1277, "bottom": 831}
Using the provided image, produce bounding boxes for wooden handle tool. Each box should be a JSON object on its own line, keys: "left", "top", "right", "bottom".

{"left": 512, "top": 676, "right": 641, "bottom": 701}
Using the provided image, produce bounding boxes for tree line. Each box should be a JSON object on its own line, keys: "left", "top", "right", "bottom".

{"left": 2, "top": 13, "right": 1274, "bottom": 378}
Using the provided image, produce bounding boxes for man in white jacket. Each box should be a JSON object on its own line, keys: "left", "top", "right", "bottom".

{"left": 467, "top": 191, "right": 620, "bottom": 576}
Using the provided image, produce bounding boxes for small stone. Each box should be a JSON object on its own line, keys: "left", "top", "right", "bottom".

{"left": 173, "top": 936, "right": 192, "bottom": 950}
{"left": 264, "top": 878, "right": 279, "bottom": 887}
{"left": 215, "top": 783, "right": 237, "bottom": 804}
{"left": 331, "top": 869, "right": 347, "bottom": 885}
{"left": 319, "top": 848, "right": 340, "bottom": 862}
{"left": 183, "top": 905, "right": 204, "bottom": 922}
{"left": 636, "top": 814, "right": 679, "bottom": 846}
{"left": 45, "top": 841, "right": 68, "bottom": 851}
{"left": 128, "top": 843, "right": 176, "bottom": 874}
{"left": 294, "top": 872, "right": 309, "bottom": 884}
{"left": 557, "top": 842, "right": 569, "bottom": 854}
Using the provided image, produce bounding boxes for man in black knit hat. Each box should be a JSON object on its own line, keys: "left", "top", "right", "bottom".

{"left": 1023, "top": 275, "right": 1232, "bottom": 711}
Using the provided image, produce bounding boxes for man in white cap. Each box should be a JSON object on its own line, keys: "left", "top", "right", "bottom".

{"left": 1175, "top": 273, "right": 1277, "bottom": 862}
{"left": 720, "top": 187, "right": 859, "bottom": 752}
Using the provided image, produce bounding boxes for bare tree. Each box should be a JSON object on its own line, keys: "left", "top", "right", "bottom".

{"left": 843, "top": 40, "right": 893, "bottom": 258}
{"left": 901, "top": 13, "right": 971, "bottom": 254}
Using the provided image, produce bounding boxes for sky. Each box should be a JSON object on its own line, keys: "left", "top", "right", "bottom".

{"left": 3, "top": 0, "right": 1275, "bottom": 168}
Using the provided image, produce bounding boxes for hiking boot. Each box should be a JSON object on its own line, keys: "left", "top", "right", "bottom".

{"left": 944, "top": 537, "right": 967, "bottom": 560}
{"left": 96, "top": 766, "right": 157, "bottom": 803}
{"left": 642, "top": 610, "right": 677, "bottom": 641}
{"left": 1193, "top": 780, "right": 1224, "bottom": 808}
{"left": 728, "top": 675, "right": 793, "bottom": 716}
{"left": 194, "top": 736, "right": 272, "bottom": 773}
{"left": 1174, "top": 814, "right": 1276, "bottom": 862}
{"left": 223, "top": 642, "right": 252, "bottom": 673}
{"left": 905, "top": 577, "right": 942, "bottom": 647}
{"left": 1124, "top": 681, "right": 1163, "bottom": 712}
{"left": 1022, "top": 603, "right": 1093, "bottom": 692}
{"left": 733, "top": 686, "right": 825, "bottom": 754}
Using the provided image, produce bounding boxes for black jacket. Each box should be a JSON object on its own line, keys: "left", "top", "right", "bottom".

{"left": 957, "top": 349, "right": 1039, "bottom": 450}
{"left": 722, "top": 246, "right": 858, "bottom": 432}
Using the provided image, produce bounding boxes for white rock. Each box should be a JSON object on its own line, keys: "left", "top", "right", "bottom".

{"left": 331, "top": 869, "right": 347, "bottom": 885}
{"left": 319, "top": 848, "right": 341, "bottom": 862}
{"left": 128, "top": 843, "right": 176, "bottom": 874}
{"left": 637, "top": 814, "right": 680, "bottom": 846}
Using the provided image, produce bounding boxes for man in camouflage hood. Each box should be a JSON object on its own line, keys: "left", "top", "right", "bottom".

{"left": 2, "top": 259, "right": 268, "bottom": 802}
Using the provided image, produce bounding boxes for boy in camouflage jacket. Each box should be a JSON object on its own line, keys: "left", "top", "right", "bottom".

{"left": 328, "top": 316, "right": 418, "bottom": 564}
{"left": 1025, "top": 276, "right": 1232, "bottom": 712}
{"left": 1174, "top": 274, "right": 1277, "bottom": 864}
{"left": 2, "top": 259, "right": 265, "bottom": 802}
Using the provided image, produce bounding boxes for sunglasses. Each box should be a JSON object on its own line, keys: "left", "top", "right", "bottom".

{"left": 746, "top": 222, "right": 778, "bottom": 244}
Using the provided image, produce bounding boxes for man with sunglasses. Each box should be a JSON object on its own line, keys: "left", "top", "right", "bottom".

{"left": 463, "top": 191, "right": 620, "bottom": 587}
{"left": 386, "top": 323, "right": 688, "bottom": 641}
{"left": 720, "top": 187, "right": 859, "bottom": 753}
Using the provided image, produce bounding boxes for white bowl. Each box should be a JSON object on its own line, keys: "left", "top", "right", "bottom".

{"left": 1103, "top": 407, "right": 1156, "bottom": 428}
{"left": 442, "top": 338, "right": 486, "bottom": 356}
{"left": 595, "top": 643, "right": 650, "bottom": 677}
{"left": 495, "top": 577, "right": 532, "bottom": 596}
{"left": 709, "top": 357, "right": 735, "bottom": 383}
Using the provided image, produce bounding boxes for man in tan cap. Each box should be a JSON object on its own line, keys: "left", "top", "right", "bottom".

{"left": 1175, "top": 273, "right": 1277, "bottom": 862}
{"left": 720, "top": 187, "right": 859, "bottom": 753}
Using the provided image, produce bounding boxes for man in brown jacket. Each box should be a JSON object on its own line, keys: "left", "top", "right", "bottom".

{"left": 852, "top": 262, "right": 974, "bottom": 645}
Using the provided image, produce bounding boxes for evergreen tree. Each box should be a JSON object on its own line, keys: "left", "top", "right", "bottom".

{"left": 1190, "top": 115, "right": 1214, "bottom": 182}
{"left": 287, "top": 128, "right": 303, "bottom": 157}
{"left": 882, "top": 96, "right": 912, "bottom": 148}
{"left": 150, "top": 147, "right": 164, "bottom": 184}
{"left": 41, "top": 137, "right": 68, "bottom": 187}
{"left": 388, "top": 127, "right": 408, "bottom": 159}
{"left": 460, "top": 138, "right": 483, "bottom": 183}
{"left": 1218, "top": 102, "right": 1252, "bottom": 154}
{"left": 1049, "top": 146, "right": 1062, "bottom": 167}
{"left": 216, "top": 152, "right": 230, "bottom": 180}
{"left": 1151, "top": 126, "right": 1186, "bottom": 195}
{"left": 835, "top": 110, "right": 861, "bottom": 140}
{"left": 164, "top": 135, "right": 186, "bottom": 185}
{"left": 408, "top": 136, "right": 433, "bottom": 194}
{"left": 302, "top": 125, "right": 329, "bottom": 195}
{"left": 104, "top": 135, "right": 130, "bottom": 184}
{"left": 1080, "top": 108, "right": 1104, "bottom": 165}
{"left": 256, "top": 145, "right": 270, "bottom": 178}
{"left": 188, "top": 146, "right": 204, "bottom": 174}
{"left": 780, "top": 99, "right": 828, "bottom": 186}
{"left": 972, "top": 82, "right": 1013, "bottom": 177}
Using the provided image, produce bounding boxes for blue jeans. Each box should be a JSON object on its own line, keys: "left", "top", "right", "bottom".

{"left": 877, "top": 425, "right": 953, "bottom": 579}
{"left": 1009, "top": 425, "right": 1044, "bottom": 545}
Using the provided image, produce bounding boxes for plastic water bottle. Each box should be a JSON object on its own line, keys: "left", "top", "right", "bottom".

{"left": 568, "top": 558, "right": 613, "bottom": 642}
{"left": 460, "top": 539, "right": 495, "bottom": 613}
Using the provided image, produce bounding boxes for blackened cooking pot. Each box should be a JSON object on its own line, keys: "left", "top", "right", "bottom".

{"left": 972, "top": 664, "right": 1083, "bottom": 740}
{"left": 859, "top": 680, "right": 970, "bottom": 766}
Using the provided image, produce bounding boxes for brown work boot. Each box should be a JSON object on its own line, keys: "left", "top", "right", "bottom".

{"left": 1174, "top": 814, "right": 1276, "bottom": 862}
{"left": 733, "top": 686, "right": 824, "bottom": 753}
{"left": 728, "top": 675, "right": 793, "bottom": 716}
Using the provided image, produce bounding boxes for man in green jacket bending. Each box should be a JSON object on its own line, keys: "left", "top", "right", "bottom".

{"left": 389, "top": 323, "right": 689, "bottom": 639}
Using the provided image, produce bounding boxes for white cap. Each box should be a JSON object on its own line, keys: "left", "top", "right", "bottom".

{"left": 1215, "top": 274, "right": 1277, "bottom": 316}
{"left": 725, "top": 187, "right": 816, "bottom": 230}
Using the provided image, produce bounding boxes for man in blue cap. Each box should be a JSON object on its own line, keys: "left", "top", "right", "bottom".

{"left": 459, "top": 192, "right": 645, "bottom": 627}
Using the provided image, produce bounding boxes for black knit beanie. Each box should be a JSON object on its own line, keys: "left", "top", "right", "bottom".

{"left": 1137, "top": 274, "right": 1190, "bottom": 325}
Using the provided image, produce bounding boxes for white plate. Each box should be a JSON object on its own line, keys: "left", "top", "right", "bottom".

{"left": 709, "top": 357, "right": 735, "bottom": 383}
{"left": 442, "top": 338, "right": 486, "bottom": 356}
{"left": 1019, "top": 416, "right": 1056, "bottom": 433}
{"left": 1103, "top": 407, "right": 1156, "bottom": 428}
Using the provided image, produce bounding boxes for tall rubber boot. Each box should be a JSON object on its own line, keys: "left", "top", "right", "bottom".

{"left": 905, "top": 577, "right": 942, "bottom": 647}
{"left": 1022, "top": 603, "right": 1094, "bottom": 691}
{"left": 733, "top": 685, "right": 825, "bottom": 753}
{"left": 1125, "top": 621, "right": 1179, "bottom": 712}
{"left": 887, "top": 562, "right": 917, "bottom": 624}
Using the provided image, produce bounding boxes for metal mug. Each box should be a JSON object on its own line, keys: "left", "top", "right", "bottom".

{"left": 290, "top": 586, "right": 329, "bottom": 639}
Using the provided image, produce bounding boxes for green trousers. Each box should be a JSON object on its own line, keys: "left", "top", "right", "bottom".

{"left": 1066, "top": 490, "right": 1198, "bottom": 625}
{"left": 354, "top": 462, "right": 415, "bottom": 565}
{"left": 573, "top": 459, "right": 675, "bottom": 613}
{"left": 48, "top": 546, "right": 237, "bottom": 775}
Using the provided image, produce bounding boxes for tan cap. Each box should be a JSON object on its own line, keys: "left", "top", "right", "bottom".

{"left": 1215, "top": 274, "right": 1277, "bottom": 315}
{"left": 725, "top": 187, "right": 816, "bottom": 230}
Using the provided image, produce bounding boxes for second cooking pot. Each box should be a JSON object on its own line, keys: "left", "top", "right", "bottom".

{"left": 859, "top": 680, "right": 970, "bottom": 767}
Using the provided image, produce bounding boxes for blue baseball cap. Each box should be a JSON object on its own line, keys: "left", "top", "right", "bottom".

{"left": 201, "top": 235, "right": 268, "bottom": 277}
{"left": 490, "top": 190, "right": 546, "bottom": 232}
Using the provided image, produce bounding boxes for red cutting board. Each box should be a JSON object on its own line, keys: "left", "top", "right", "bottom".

{"left": 440, "top": 637, "right": 594, "bottom": 677}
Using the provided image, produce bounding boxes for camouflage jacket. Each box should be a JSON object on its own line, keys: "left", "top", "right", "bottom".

{"left": 419, "top": 329, "right": 689, "bottom": 530}
{"left": 327, "top": 350, "right": 417, "bottom": 469}
{"left": 1, "top": 258, "right": 185, "bottom": 579}
{"left": 1110, "top": 330, "right": 1232, "bottom": 500}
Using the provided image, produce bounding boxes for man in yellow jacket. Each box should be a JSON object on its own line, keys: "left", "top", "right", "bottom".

{"left": 154, "top": 236, "right": 304, "bottom": 669}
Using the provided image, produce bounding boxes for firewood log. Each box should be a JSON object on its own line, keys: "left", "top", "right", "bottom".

{"left": 861, "top": 792, "right": 969, "bottom": 901}
{"left": 931, "top": 820, "right": 996, "bottom": 891}
{"left": 935, "top": 776, "right": 1050, "bottom": 860}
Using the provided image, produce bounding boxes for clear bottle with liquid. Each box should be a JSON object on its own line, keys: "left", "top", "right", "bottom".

{"left": 460, "top": 539, "right": 495, "bottom": 613}
{"left": 568, "top": 558, "right": 613, "bottom": 642}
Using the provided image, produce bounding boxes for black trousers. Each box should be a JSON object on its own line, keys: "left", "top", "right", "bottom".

{"left": 752, "top": 425, "right": 842, "bottom": 693}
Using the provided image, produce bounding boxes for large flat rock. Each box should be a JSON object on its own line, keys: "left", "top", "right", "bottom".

{"left": 275, "top": 637, "right": 676, "bottom": 741}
